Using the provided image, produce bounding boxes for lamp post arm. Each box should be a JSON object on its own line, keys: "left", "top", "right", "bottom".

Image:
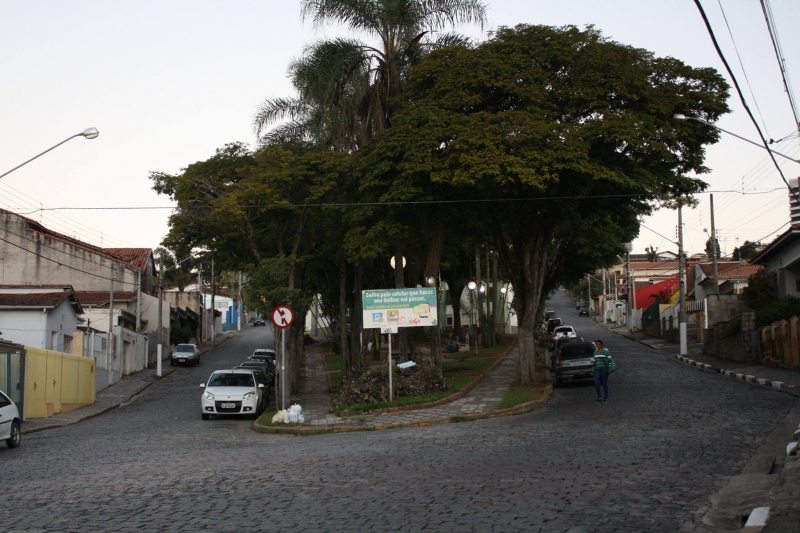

{"left": 687, "top": 116, "right": 800, "bottom": 164}
{"left": 0, "top": 132, "right": 85, "bottom": 180}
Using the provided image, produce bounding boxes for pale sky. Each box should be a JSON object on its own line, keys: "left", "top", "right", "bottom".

{"left": 2, "top": 0, "right": 799, "bottom": 259}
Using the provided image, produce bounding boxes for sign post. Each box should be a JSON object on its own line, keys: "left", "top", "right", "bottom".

{"left": 271, "top": 305, "right": 295, "bottom": 410}
{"left": 363, "top": 288, "right": 437, "bottom": 403}
{"left": 382, "top": 324, "right": 398, "bottom": 400}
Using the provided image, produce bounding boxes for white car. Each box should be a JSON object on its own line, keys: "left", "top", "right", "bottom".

{"left": 200, "top": 369, "right": 265, "bottom": 420}
{"left": 552, "top": 325, "right": 577, "bottom": 342}
{"left": 0, "top": 389, "right": 21, "bottom": 448}
{"left": 171, "top": 343, "right": 201, "bottom": 366}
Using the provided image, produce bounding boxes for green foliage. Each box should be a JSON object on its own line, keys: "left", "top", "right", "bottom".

{"left": 644, "top": 245, "right": 659, "bottom": 262}
{"left": 743, "top": 268, "right": 774, "bottom": 311}
{"left": 733, "top": 240, "right": 761, "bottom": 261}
{"left": 705, "top": 237, "right": 721, "bottom": 259}
{"left": 358, "top": 24, "right": 730, "bottom": 334}
{"left": 753, "top": 296, "right": 800, "bottom": 329}
{"left": 170, "top": 326, "right": 192, "bottom": 345}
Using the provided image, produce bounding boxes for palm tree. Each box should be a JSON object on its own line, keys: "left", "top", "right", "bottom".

{"left": 254, "top": 0, "right": 487, "bottom": 150}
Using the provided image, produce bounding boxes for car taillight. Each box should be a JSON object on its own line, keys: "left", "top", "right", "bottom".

{"left": 557, "top": 360, "right": 565, "bottom": 367}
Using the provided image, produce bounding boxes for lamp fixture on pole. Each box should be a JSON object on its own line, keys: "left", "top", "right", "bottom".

{"left": 0, "top": 128, "right": 100, "bottom": 180}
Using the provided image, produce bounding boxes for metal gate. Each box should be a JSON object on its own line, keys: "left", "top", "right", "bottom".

{"left": 0, "top": 344, "right": 26, "bottom": 418}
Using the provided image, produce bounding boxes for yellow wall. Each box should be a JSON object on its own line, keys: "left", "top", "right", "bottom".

{"left": 24, "top": 347, "right": 95, "bottom": 419}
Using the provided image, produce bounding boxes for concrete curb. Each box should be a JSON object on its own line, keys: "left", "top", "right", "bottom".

{"left": 673, "top": 355, "right": 800, "bottom": 398}
{"left": 253, "top": 383, "right": 554, "bottom": 437}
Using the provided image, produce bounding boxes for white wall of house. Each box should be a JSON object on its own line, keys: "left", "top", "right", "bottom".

{"left": 0, "top": 299, "right": 79, "bottom": 352}
{"left": 0, "top": 211, "right": 140, "bottom": 291}
{"left": 758, "top": 238, "right": 800, "bottom": 298}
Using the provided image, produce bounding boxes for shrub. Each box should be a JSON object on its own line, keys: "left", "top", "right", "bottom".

{"left": 170, "top": 326, "right": 192, "bottom": 345}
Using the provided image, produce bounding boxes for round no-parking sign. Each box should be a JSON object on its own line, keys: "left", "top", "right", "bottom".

{"left": 271, "top": 305, "right": 295, "bottom": 329}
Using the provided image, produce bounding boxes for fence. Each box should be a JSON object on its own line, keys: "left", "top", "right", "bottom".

{"left": 0, "top": 345, "right": 25, "bottom": 417}
{"left": 23, "top": 347, "right": 95, "bottom": 419}
{"left": 760, "top": 317, "right": 800, "bottom": 370}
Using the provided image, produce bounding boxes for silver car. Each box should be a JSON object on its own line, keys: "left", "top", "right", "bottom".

{"left": 0, "top": 389, "right": 21, "bottom": 448}
{"left": 171, "top": 343, "right": 201, "bottom": 366}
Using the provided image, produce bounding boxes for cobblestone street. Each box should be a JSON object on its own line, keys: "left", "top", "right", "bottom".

{"left": 1, "top": 294, "right": 796, "bottom": 532}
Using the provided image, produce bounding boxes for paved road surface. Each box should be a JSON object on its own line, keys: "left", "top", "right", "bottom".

{"left": 1, "top": 295, "right": 794, "bottom": 532}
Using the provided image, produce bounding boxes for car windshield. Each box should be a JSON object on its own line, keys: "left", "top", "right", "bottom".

{"left": 554, "top": 327, "right": 572, "bottom": 333}
{"left": 175, "top": 345, "right": 193, "bottom": 352}
{"left": 559, "top": 344, "right": 596, "bottom": 360}
{"left": 208, "top": 373, "right": 255, "bottom": 388}
{"left": 251, "top": 355, "right": 275, "bottom": 363}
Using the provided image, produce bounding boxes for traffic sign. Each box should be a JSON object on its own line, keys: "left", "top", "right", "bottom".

{"left": 271, "top": 305, "right": 295, "bottom": 329}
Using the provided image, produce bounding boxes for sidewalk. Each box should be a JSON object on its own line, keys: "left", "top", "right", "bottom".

{"left": 602, "top": 321, "right": 800, "bottom": 397}
{"left": 21, "top": 333, "right": 235, "bottom": 434}
{"left": 256, "top": 340, "right": 553, "bottom": 435}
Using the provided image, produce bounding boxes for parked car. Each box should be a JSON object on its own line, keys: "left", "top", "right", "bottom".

{"left": 552, "top": 325, "right": 577, "bottom": 342}
{"left": 549, "top": 336, "right": 584, "bottom": 370}
{"left": 544, "top": 310, "right": 556, "bottom": 321}
{"left": 232, "top": 366, "right": 271, "bottom": 412}
{"left": 253, "top": 317, "right": 266, "bottom": 327}
{"left": 545, "top": 318, "right": 563, "bottom": 334}
{"left": 579, "top": 307, "right": 590, "bottom": 317}
{"left": 250, "top": 349, "right": 278, "bottom": 374}
{"left": 237, "top": 360, "right": 274, "bottom": 385}
{"left": 171, "top": 343, "right": 200, "bottom": 366}
{"left": 0, "top": 389, "right": 21, "bottom": 448}
{"left": 200, "top": 369, "right": 265, "bottom": 420}
{"left": 553, "top": 341, "right": 597, "bottom": 386}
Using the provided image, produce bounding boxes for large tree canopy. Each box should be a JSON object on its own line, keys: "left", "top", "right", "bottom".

{"left": 358, "top": 24, "right": 730, "bottom": 381}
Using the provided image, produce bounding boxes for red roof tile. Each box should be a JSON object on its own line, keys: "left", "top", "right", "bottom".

{"left": 104, "top": 248, "right": 153, "bottom": 272}
{"left": 73, "top": 291, "right": 138, "bottom": 306}
{"left": 718, "top": 264, "right": 762, "bottom": 280}
{"left": 0, "top": 291, "right": 83, "bottom": 313}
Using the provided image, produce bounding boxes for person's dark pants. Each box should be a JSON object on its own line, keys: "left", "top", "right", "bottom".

{"left": 594, "top": 369, "right": 609, "bottom": 400}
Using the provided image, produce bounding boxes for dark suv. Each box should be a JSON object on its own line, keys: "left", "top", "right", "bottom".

{"left": 553, "top": 341, "right": 597, "bottom": 386}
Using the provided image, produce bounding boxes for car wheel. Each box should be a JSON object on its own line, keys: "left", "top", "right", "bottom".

{"left": 201, "top": 413, "right": 210, "bottom": 420}
{"left": 6, "top": 420, "right": 20, "bottom": 448}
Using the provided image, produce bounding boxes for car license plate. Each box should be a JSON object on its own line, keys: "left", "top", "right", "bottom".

{"left": 221, "top": 403, "right": 235, "bottom": 409}
{"left": 179, "top": 358, "right": 186, "bottom": 361}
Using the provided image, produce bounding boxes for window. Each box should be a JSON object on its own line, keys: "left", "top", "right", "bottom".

{"left": 101, "top": 338, "right": 107, "bottom": 351}
{"left": 795, "top": 278, "right": 800, "bottom": 293}
{"left": 63, "top": 335, "right": 73, "bottom": 354}
{"left": 446, "top": 316, "right": 454, "bottom": 327}
{"left": 51, "top": 332, "right": 57, "bottom": 350}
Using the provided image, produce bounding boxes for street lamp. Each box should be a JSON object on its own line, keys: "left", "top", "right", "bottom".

{"left": 467, "top": 281, "right": 478, "bottom": 352}
{"left": 0, "top": 128, "right": 100, "bottom": 180}
{"left": 671, "top": 114, "right": 799, "bottom": 164}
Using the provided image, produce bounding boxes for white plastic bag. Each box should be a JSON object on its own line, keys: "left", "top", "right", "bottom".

{"left": 271, "top": 410, "right": 286, "bottom": 424}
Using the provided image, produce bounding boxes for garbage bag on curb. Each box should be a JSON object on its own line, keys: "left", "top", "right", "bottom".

{"left": 271, "top": 410, "right": 286, "bottom": 424}
{"left": 287, "top": 403, "right": 305, "bottom": 424}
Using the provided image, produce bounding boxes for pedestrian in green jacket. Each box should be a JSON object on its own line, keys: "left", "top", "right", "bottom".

{"left": 593, "top": 340, "right": 613, "bottom": 403}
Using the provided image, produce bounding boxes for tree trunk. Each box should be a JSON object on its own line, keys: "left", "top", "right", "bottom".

{"left": 514, "top": 233, "right": 548, "bottom": 384}
{"left": 339, "top": 257, "right": 350, "bottom": 378}
{"left": 350, "top": 263, "right": 364, "bottom": 376}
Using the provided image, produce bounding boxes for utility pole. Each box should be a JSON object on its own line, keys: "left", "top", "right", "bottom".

{"left": 157, "top": 259, "right": 164, "bottom": 377}
{"left": 602, "top": 269, "right": 607, "bottom": 324}
{"left": 475, "top": 245, "right": 484, "bottom": 348}
{"left": 197, "top": 263, "right": 203, "bottom": 342}
{"left": 587, "top": 273, "right": 591, "bottom": 313}
{"left": 626, "top": 252, "right": 631, "bottom": 331}
{"left": 710, "top": 194, "right": 720, "bottom": 295}
{"left": 136, "top": 269, "right": 142, "bottom": 334}
{"left": 678, "top": 206, "right": 688, "bottom": 355}
{"left": 237, "top": 271, "right": 242, "bottom": 331}
{"left": 106, "top": 268, "right": 114, "bottom": 386}
{"left": 211, "top": 258, "right": 216, "bottom": 347}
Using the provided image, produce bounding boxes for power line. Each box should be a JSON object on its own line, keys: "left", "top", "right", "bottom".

{"left": 716, "top": 0, "right": 771, "bottom": 139}
{"left": 3, "top": 188, "right": 788, "bottom": 214}
{"left": 760, "top": 0, "right": 800, "bottom": 135}
{"left": 0, "top": 235, "right": 139, "bottom": 288}
{"left": 693, "top": 0, "right": 800, "bottom": 206}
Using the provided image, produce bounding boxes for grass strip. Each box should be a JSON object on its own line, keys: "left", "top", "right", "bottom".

{"left": 499, "top": 382, "right": 547, "bottom": 409}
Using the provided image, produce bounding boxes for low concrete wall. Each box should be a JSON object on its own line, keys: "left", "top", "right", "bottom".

{"left": 24, "top": 347, "right": 95, "bottom": 419}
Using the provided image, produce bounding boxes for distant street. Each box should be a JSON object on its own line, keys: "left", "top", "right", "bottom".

{"left": 1, "top": 294, "right": 795, "bottom": 532}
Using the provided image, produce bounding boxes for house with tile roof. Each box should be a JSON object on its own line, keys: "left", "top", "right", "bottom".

{"left": 0, "top": 209, "right": 169, "bottom": 361}
{"left": 0, "top": 285, "right": 83, "bottom": 352}
{"left": 750, "top": 226, "right": 800, "bottom": 298}
{"left": 692, "top": 262, "right": 761, "bottom": 300}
